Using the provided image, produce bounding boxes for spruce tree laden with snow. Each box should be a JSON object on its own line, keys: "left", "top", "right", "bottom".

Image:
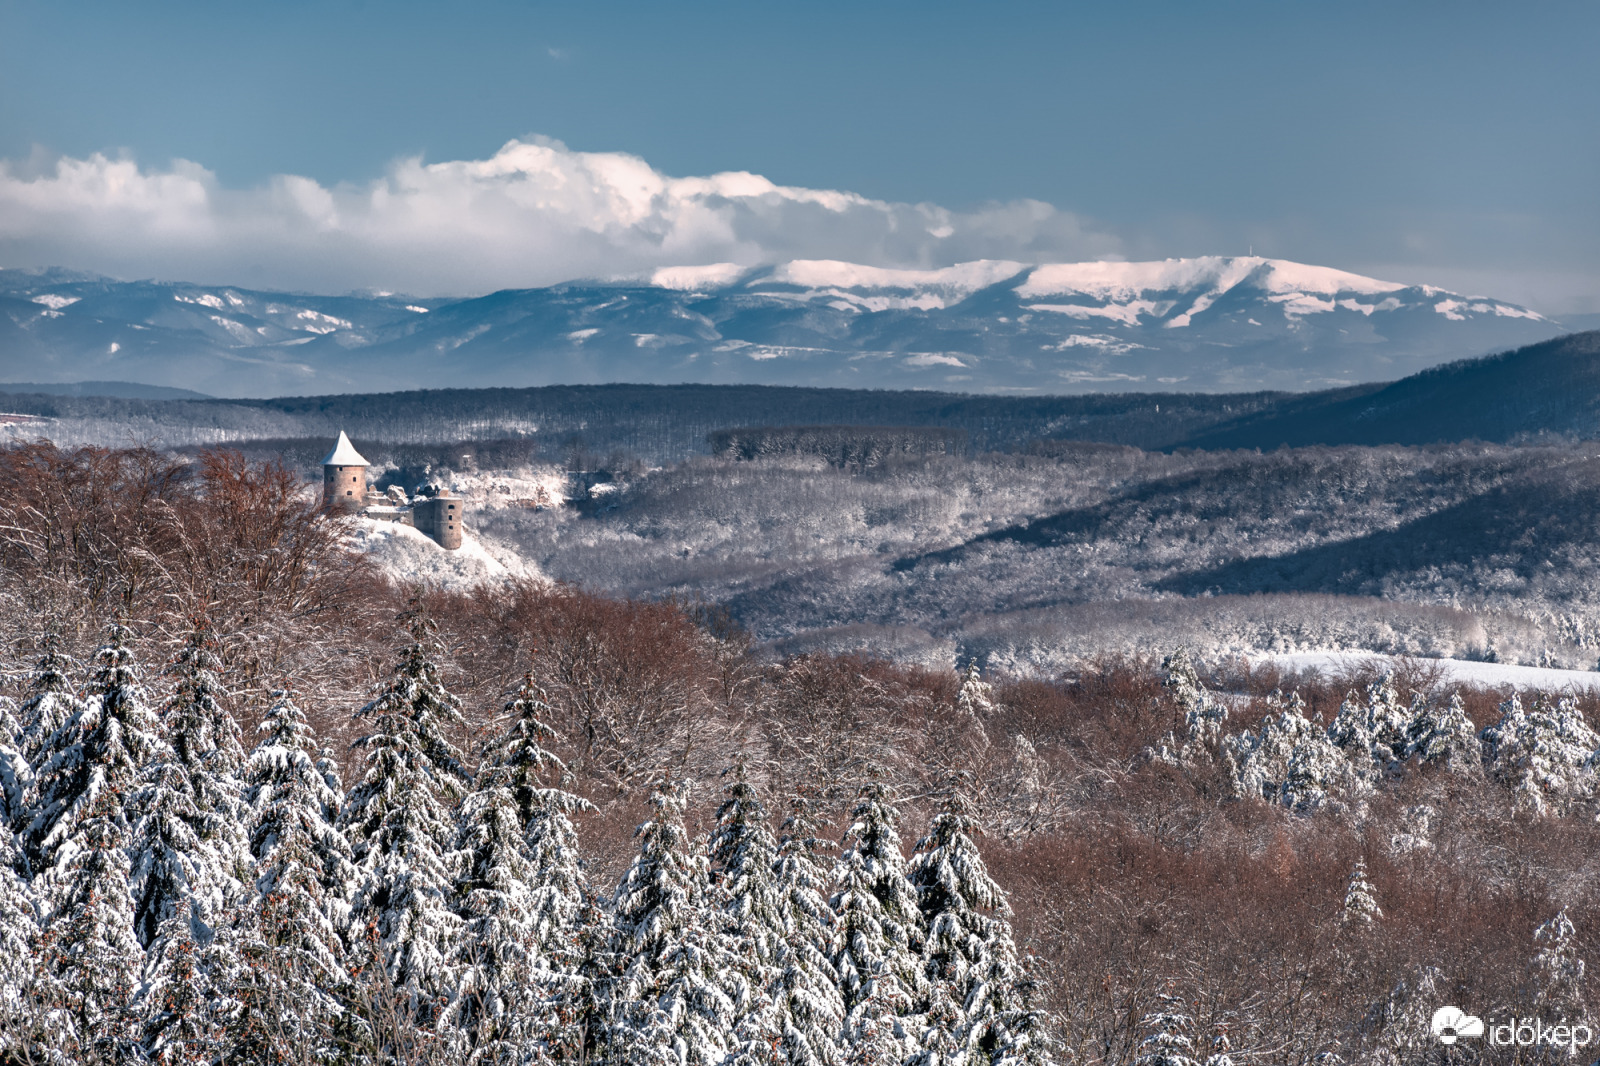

{"left": 1483, "top": 694, "right": 1600, "bottom": 817}
{"left": 1133, "top": 994, "right": 1200, "bottom": 1066}
{"left": 127, "top": 743, "right": 210, "bottom": 950}
{"left": 708, "top": 769, "right": 786, "bottom": 1063}
{"left": 26, "top": 622, "right": 164, "bottom": 899}
{"left": 907, "top": 787, "right": 1033, "bottom": 1066}
{"left": 0, "top": 861, "right": 50, "bottom": 1061}
{"left": 0, "top": 705, "right": 29, "bottom": 876}
{"left": 18, "top": 634, "right": 86, "bottom": 768}
{"left": 1408, "top": 692, "right": 1483, "bottom": 776}
{"left": 956, "top": 661, "right": 996, "bottom": 721}
{"left": 139, "top": 903, "right": 221, "bottom": 1064}
{"left": 611, "top": 781, "right": 736, "bottom": 1066}
{"left": 1340, "top": 859, "right": 1381, "bottom": 928}
{"left": 161, "top": 621, "right": 249, "bottom": 892}
{"left": 340, "top": 610, "right": 473, "bottom": 1024}
{"left": 445, "top": 672, "right": 593, "bottom": 1063}
{"left": 831, "top": 779, "right": 926, "bottom": 1062}
{"left": 1277, "top": 726, "right": 1363, "bottom": 814}
{"left": 1532, "top": 908, "right": 1586, "bottom": 1020}
{"left": 43, "top": 788, "right": 145, "bottom": 1063}
{"left": 234, "top": 689, "right": 354, "bottom": 1058}
{"left": 1151, "top": 649, "right": 1227, "bottom": 767}
{"left": 773, "top": 794, "right": 845, "bottom": 1066}
{"left": 1227, "top": 690, "right": 1317, "bottom": 802}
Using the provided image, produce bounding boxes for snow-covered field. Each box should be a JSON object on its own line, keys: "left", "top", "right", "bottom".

{"left": 1252, "top": 650, "right": 1600, "bottom": 692}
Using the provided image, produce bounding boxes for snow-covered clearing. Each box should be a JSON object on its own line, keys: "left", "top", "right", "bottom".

{"left": 1251, "top": 650, "right": 1600, "bottom": 692}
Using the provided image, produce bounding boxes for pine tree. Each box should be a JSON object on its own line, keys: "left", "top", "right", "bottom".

{"left": 161, "top": 621, "right": 250, "bottom": 892}
{"left": 831, "top": 779, "right": 925, "bottom": 1061}
{"left": 773, "top": 795, "right": 844, "bottom": 1066}
{"left": 42, "top": 787, "right": 144, "bottom": 1063}
{"left": 1278, "top": 726, "right": 1365, "bottom": 813}
{"left": 0, "top": 702, "right": 29, "bottom": 877}
{"left": 611, "top": 781, "right": 736, "bottom": 1066}
{"left": 0, "top": 862, "right": 49, "bottom": 1061}
{"left": 1340, "top": 859, "right": 1381, "bottom": 928}
{"left": 18, "top": 634, "right": 86, "bottom": 768}
{"left": 956, "top": 661, "right": 996, "bottom": 720}
{"left": 1484, "top": 695, "right": 1600, "bottom": 816}
{"left": 340, "top": 611, "right": 472, "bottom": 1024}
{"left": 26, "top": 622, "right": 165, "bottom": 896}
{"left": 1408, "top": 693, "right": 1483, "bottom": 775}
{"left": 1133, "top": 994, "right": 1199, "bottom": 1066}
{"left": 446, "top": 673, "right": 593, "bottom": 1063}
{"left": 1228, "top": 691, "right": 1316, "bottom": 801}
{"left": 908, "top": 789, "right": 1030, "bottom": 1066}
{"left": 709, "top": 770, "right": 786, "bottom": 1063}
{"left": 1152, "top": 650, "right": 1227, "bottom": 767}
{"left": 139, "top": 902, "right": 221, "bottom": 1064}
{"left": 1532, "top": 908, "right": 1586, "bottom": 1019}
{"left": 232, "top": 689, "right": 355, "bottom": 1061}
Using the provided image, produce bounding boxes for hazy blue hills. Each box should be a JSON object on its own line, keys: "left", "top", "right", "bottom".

{"left": 0, "top": 257, "right": 1570, "bottom": 398}
{"left": 5, "top": 331, "right": 1600, "bottom": 460}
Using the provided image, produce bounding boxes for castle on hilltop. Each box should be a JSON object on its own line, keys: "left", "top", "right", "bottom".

{"left": 322, "top": 431, "right": 462, "bottom": 550}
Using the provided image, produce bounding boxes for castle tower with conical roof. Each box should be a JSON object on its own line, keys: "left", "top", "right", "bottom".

{"left": 321, "top": 431, "right": 369, "bottom": 513}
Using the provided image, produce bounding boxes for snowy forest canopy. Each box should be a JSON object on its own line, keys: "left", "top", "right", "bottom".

{"left": 0, "top": 441, "right": 1598, "bottom": 1064}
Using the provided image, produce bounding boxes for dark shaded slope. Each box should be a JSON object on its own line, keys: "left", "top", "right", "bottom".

{"left": 1155, "top": 459, "right": 1600, "bottom": 599}
{"left": 1180, "top": 331, "right": 1600, "bottom": 449}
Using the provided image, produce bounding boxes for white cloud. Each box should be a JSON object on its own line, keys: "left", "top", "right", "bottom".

{"left": 0, "top": 138, "right": 1123, "bottom": 295}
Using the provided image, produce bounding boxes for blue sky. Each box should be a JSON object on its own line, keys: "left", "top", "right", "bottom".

{"left": 2, "top": 0, "right": 1597, "bottom": 311}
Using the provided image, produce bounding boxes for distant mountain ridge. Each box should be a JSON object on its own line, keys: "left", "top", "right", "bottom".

{"left": 0, "top": 258, "right": 1570, "bottom": 398}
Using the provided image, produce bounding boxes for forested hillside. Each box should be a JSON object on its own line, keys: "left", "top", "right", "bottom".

{"left": 484, "top": 439, "right": 1600, "bottom": 671}
{"left": 0, "top": 442, "right": 1597, "bottom": 1064}
{"left": 6, "top": 330, "right": 1600, "bottom": 462}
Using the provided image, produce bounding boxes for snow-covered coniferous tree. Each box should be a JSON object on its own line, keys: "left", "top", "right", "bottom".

{"left": 831, "top": 779, "right": 926, "bottom": 1062}
{"left": 340, "top": 610, "right": 472, "bottom": 1023}
{"left": 1532, "top": 908, "right": 1586, "bottom": 1019}
{"left": 1408, "top": 693, "right": 1483, "bottom": 776}
{"left": 1483, "top": 695, "right": 1600, "bottom": 816}
{"left": 611, "top": 780, "right": 735, "bottom": 1066}
{"left": 446, "top": 672, "right": 593, "bottom": 1063}
{"left": 908, "top": 788, "right": 1036, "bottom": 1066}
{"left": 18, "top": 634, "right": 85, "bottom": 768}
{"left": 1152, "top": 649, "right": 1227, "bottom": 767}
{"left": 1341, "top": 859, "right": 1381, "bottom": 928}
{"left": 708, "top": 769, "right": 786, "bottom": 1062}
{"left": 773, "top": 794, "right": 844, "bottom": 1066}
{"left": 233, "top": 689, "right": 354, "bottom": 1058}
{"left": 26, "top": 622, "right": 164, "bottom": 891}
{"left": 1133, "top": 993, "right": 1199, "bottom": 1066}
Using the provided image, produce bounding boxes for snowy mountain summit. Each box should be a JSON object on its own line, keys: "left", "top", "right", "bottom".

{"left": 0, "top": 258, "right": 1566, "bottom": 397}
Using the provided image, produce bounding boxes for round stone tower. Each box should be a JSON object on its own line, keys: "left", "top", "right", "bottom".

{"left": 413, "top": 491, "right": 464, "bottom": 550}
{"left": 321, "top": 431, "right": 370, "bottom": 513}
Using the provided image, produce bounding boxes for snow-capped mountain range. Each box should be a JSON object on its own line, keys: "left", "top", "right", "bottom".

{"left": 0, "top": 258, "right": 1571, "bottom": 397}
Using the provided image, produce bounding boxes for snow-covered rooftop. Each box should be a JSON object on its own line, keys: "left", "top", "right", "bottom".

{"left": 321, "top": 430, "right": 369, "bottom": 467}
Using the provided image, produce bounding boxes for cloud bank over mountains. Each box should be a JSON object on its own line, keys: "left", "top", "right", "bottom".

{"left": 0, "top": 137, "right": 1125, "bottom": 295}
